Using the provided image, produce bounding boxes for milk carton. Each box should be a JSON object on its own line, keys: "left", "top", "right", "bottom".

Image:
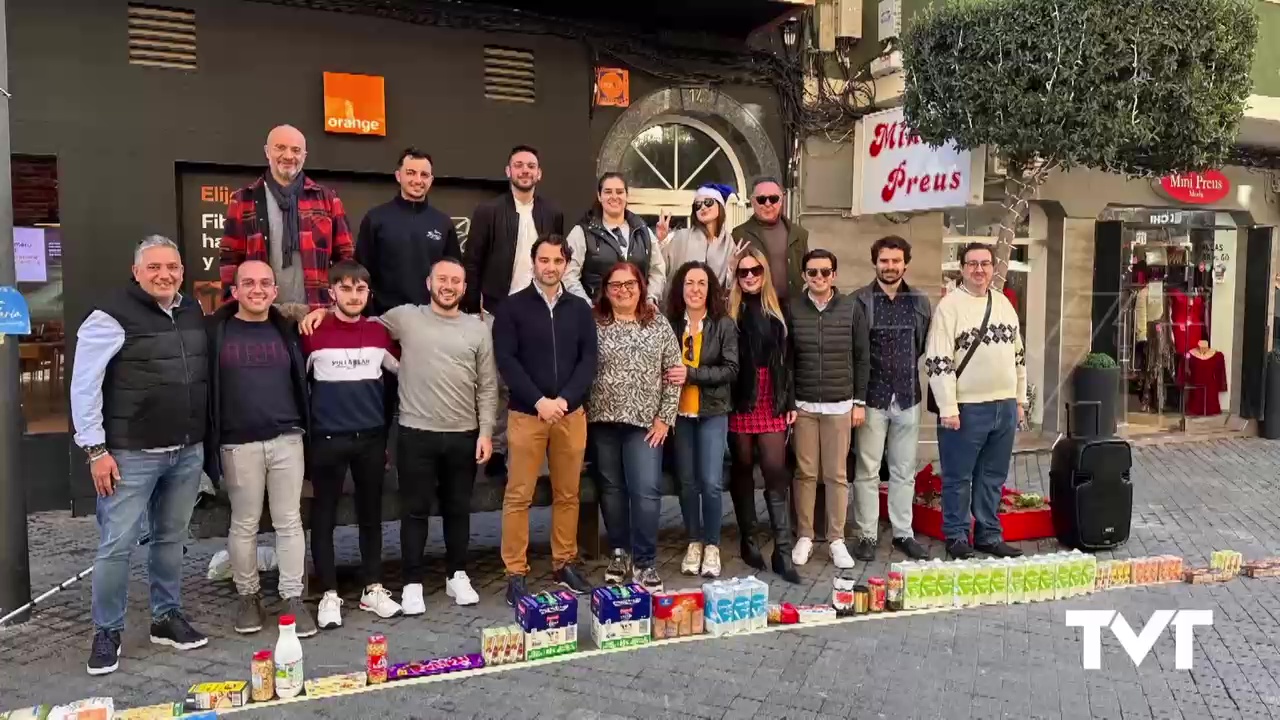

{"left": 746, "top": 577, "right": 769, "bottom": 630}
{"left": 954, "top": 561, "right": 976, "bottom": 608}
{"left": 938, "top": 561, "right": 958, "bottom": 608}
{"left": 517, "top": 590, "right": 579, "bottom": 660}
{"left": 731, "top": 580, "right": 752, "bottom": 633}
{"left": 1008, "top": 558, "right": 1027, "bottom": 604}
{"left": 703, "top": 581, "right": 736, "bottom": 637}
{"left": 590, "top": 584, "right": 652, "bottom": 650}
{"left": 899, "top": 562, "right": 921, "bottom": 610}
{"left": 973, "top": 560, "right": 993, "bottom": 606}
{"left": 990, "top": 559, "right": 1011, "bottom": 605}
{"left": 920, "top": 560, "right": 942, "bottom": 608}
{"left": 1035, "top": 557, "right": 1055, "bottom": 602}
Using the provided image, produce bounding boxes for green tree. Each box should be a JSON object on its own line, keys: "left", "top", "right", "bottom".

{"left": 901, "top": 0, "right": 1258, "bottom": 289}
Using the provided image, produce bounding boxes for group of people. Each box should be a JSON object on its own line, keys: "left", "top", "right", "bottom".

{"left": 70, "top": 123, "right": 1028, "bottom": 678}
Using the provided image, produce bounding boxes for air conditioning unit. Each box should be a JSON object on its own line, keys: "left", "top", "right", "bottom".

{"left": 870, "top": 50, "right": 902, "bottom": 78}
{"left": 878, "top": 0, "right": 902, "bottom": 41}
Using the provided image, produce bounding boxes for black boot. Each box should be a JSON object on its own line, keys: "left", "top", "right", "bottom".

{"left": 730, "top": 486, "right": 766, "bottom": 570}
{"left": 765, "top": 488, "right": 801, "bottom": 584}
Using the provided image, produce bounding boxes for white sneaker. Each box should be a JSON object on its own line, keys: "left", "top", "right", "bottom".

{"left": 792, "top": 536, "right": 814, "bottom": 566}
{"left": 400, "top": 583, "right": 426, "bottom": 616}
{"left": 445, "top": 571, "right": 480, "bottom": 606}
{"left": 360, "top": 584, "right": 403, "bottom": 619}
{"left": 829, "top": 540, "right": 856, "bottom": 570}
{"left": 317, "top": 591, "right": 343, "bottom": 630}
{"left": 681, "top": 543, "right": 704, "bottom": 576}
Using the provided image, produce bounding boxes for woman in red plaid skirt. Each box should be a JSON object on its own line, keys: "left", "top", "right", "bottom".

{"left": 727, "top": 248, "right": 800, "bottom": 584}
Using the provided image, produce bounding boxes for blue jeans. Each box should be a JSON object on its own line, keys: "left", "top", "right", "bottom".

{"left": 674, "top": 415, "right": 729, "bottom": 545}
{"left": 592, "top": 422, "right": 663, "bottom": 568}
{"left": 937, "top": 400, "right": 1016, "bottom": 545}
{"left": 91, "top": 444, "right": 203, "bottom": 632}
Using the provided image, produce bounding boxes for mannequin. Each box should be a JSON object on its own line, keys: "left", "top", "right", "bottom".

{"left": 1184, "top": 340, "right": 1226, "bottom": 416}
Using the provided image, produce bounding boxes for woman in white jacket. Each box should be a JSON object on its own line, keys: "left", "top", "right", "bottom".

{"left": 660, "top": 183, "right": 747, "bottom": 294}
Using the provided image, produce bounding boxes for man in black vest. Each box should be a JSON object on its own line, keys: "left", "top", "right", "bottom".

{"left": 462, "top": 145, "right": 565, "bottom": 475}
{"left": 788, "top": 249, "right": 869, "bottom": 571}
{"left": 71, "top": 236, "right": 210, "bottom": 676}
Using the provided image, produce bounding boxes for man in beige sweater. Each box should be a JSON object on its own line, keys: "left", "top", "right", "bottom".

{"left": 924, "top": 243, "right": 1026, "bottom": 560}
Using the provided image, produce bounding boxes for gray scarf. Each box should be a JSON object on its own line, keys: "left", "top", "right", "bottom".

{"left": 265, "top": 172, "right": 304, "bottom": 268}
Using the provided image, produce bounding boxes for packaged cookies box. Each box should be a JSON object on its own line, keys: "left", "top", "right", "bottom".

{"left": 652, "top": 589, "right": 704, "bottom": 639}
{"left": 303, "top": 672, "right": 368, "bottom": 699}
{"left": 184, "top": 681, "right": 250, "bottom": 711}
{"left": 590, "top": 584, "right": 652, "bottom": 649}
{"left": 516, "top": 590, "right": 578, "bottom": 633}
{"left": 482, "top": 625, "right": 525, "bottom": 666}
{"left": 796, "top": 605, "right": 837, "bottom": 623}
{"left": 1244, "top": 558, "right": 1280, "bottom": 578}
{"left": 525, "top": 624, "right": 578, "bottom": 661}
{"left": 113, "top": 703, "right": 183, "bottom": 719}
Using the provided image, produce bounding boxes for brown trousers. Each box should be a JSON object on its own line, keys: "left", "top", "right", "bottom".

{"left": 501, "top": 408, "right": 588, "bottom": 575}
{"left": 792, "top": 409, "right": 853, "bottom": 542}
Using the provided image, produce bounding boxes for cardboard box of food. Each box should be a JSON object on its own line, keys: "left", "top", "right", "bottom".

{"left": 184, "top": 682, "right": 250, "bottom": 711}
{"left": 590, "top": 584, "right": 652, "bottom": 650}
{"left": 652, "top": 589, "right": 705, "bottom": 639}
{"left": 113, "top": 703, "right": 183, "bottom": 719}
{"left": 516, "top": 591, "right": 578, "bottom": 633}
{"left": 525, "top": 625, "right": 578, "bottom": 661}
{"left": 482, "top": 625, "right": 525, "bottom": 665}
{"left": 303, "top": 672, "right": 367, "bottom": 698}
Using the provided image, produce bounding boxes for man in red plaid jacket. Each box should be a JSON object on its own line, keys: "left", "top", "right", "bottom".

{"left": 220, "top": 125, "right": 354, "bottom": 312}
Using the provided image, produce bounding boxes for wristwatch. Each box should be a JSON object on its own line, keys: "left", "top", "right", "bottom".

{"left": 83, "top": 444, "right": 108, "bottom": 461}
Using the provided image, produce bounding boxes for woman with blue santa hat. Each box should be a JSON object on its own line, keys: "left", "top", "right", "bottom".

{"left": 659, "top": 183, "right": 749, "bottom": 293}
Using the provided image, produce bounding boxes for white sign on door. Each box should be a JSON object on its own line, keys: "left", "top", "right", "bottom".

{"left": 13, "top": 227, "right": 47, "bottom": 283}
{"left": 854, "top": 106, "right": 982, "bottom": 215}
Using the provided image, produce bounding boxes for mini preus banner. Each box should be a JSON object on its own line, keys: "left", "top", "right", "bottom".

{"left": 0, "top": 287, "right": 31, "bottom": 337}
{"left": 853, "top": 106, "right": 984, "bottom": 215}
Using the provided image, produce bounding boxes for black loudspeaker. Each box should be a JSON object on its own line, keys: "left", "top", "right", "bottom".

{"left": 1050, "top": 402, "right": 1133, "bottom": 551}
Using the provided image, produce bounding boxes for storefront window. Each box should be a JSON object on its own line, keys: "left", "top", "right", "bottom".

{"left": 12, "top": 155, "right": 67, "bottom": 435}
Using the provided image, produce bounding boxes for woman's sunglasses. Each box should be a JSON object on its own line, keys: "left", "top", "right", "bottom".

{"left": 754, "top": 194, "right": 781, "bottom": 206}
{"left": 692, "top": 199, "right": 718, "bottom": 210}
{"left": 737, "top": 265, "right": 765, "bottom": 279}
{"left": 683, "top": 334, "right": 695, "bottom": 363}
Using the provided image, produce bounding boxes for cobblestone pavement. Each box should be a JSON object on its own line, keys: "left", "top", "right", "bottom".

{"left": 4, "top": 439, "right": 1280, "bottom": 719}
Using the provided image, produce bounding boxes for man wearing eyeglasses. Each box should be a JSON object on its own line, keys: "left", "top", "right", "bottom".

{"left": 787, "top": 249, "right": 868, "bottom": 570}
{"left": 205, "top": 260, "right": 316, "bottom": 638}
{"left": 731, "top": 176, "right": 809, "bottom": 301}
{"left": 924, "top": 242, "right": 1026, "bottom": 561}
{"left": 220, "top": 124, "right": 354, "bottom": 313}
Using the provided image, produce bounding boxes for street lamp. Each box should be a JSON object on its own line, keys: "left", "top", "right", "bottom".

{"left": 782, "top": 18, "right": 799, "bottom": 49}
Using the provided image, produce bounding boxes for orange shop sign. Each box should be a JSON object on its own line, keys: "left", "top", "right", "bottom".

{"left": 594, "top": 67, "right": 630, "bottom": 108}
{"left": 323, "top": 72, "right": 386, "bottom": 136}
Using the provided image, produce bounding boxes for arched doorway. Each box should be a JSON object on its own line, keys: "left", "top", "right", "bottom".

{"left": 620, "top": 116, "right": 748, "bottom": 230}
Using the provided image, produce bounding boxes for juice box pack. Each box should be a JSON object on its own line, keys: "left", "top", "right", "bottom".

{"left": 702, "top": 577, "right": 768, "bottom": 636}
{"left": 590, "top": 584, "right": 652, "bottom": 650}
{"left": 652, "top": 589, "right": 705, "bottom": 639}
{"left": 481, "top": 625, "right": 525, "bottom": 666}
{"left": 183, "top": 682, "right": 249, "bottom": 711}
{"left": 1211, "top": 550, "right": 1243, "bottom": 576}
{"left": 516, "top": 590, "right": 580, "bottom": 661}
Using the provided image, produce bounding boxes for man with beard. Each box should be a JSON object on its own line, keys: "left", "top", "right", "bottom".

{"left": 732, "top": 177, "right": 808, "bottom": 302}
{"left": 850, "top": 236, "right": 932, "bottom": 561}
{"left": 300, "top": 260, "right": 403, "bottom": 630}
{"left": 221, "top": 125, "right": 354, "bottom": 312}
{"left": 305, "top": 258, "right": 499, "bottom": 610}
{"left": 462, "top": 145, "right": 565, "bottom": 476}
{"left": 357, "top": 148, "right": 462, "bottom": 315}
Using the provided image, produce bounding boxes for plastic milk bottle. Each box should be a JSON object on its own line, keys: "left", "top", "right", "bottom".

{"left": 273, "top": 614, "right": 305, "bottom": 699}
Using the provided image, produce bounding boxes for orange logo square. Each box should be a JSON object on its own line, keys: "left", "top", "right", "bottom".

{"left": 594, "top": 68, "right": 630, "bottom": 108}
{"left": 323, "top": 72, "right": 386, "bottom": 136}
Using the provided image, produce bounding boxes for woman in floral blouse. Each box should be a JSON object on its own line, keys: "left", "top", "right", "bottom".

{"left": 589, "top": 262, "right": 682, "bottom": 592}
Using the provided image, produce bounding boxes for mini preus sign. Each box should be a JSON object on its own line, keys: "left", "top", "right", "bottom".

{"left": 853, "top": 106, "right": 982, "bottom": 215}
{"left": 1154, "top": 170, "right": 1230, "bottom": 205}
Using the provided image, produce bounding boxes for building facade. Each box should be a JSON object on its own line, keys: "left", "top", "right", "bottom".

{"left": 9, "top": 0, "right": 806, "bottom": 512}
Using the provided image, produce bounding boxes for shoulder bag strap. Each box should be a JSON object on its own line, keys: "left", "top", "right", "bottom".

{"left": 954, "top": 291, "right": 993, "bottom": 379}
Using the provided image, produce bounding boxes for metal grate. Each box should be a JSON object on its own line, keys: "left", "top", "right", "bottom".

{"left": 128, "top": 4, "right": 197, "bottom": 71}
{"left": 483, "top": 46, "right": 535, "bottom": 103}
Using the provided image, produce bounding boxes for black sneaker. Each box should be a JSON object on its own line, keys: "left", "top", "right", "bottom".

{"left": 234, "top": 593, "right": 266, "bottom": 635}
{"left": 86, "top": 628, "right": 121, "bottom": 676}
{"left": 285, "top": 597, "right": 318, "bottom": 639}
{"left": 554, "top": 564, "right": 593, "bottom": 595}
{"left": 946, "top": 539, "right": 976, "bottom": 560}
{"left": 604, "top": 549, "right": 631, "bottom": 585}
{"left": 854, "top": 537, "right": 877, "bottom": 562}
{"left": 893, "top": 536, "right": 929, "bottom": 560}
{"left": 505, "top": 575, "right": 529, "bottom": 607}
{"left": 975, "top": 541, "right": 1024, "bottom": 558}
{"left": 150, "top": 611, "right": 208, "bottom": 651}
{"left": 486, "top": 452, "right": 507, "bottom": 479}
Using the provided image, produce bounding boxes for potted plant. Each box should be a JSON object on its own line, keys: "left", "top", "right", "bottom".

{"left": 1071, "top": 353, "right": 1119, "bottom": 437}
{"left": 1263, "top": 350, "right": 1280, "bottom": 440}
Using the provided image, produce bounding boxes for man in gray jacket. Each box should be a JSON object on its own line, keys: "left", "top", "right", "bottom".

{"left": 850, "top": 236, "right": 931, "bottom": 561}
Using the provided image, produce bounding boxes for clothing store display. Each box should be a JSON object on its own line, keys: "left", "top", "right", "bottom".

{"left": 1134, "top": 286, "right": 1149, "bottom": 342}
{"left": 1183, "top": 348, "right": 1227, "bottom": 416}
{"left": 1142, "top": 321, "right": 1176, "bottom": 413}
{"left": 1167, "top": 289, "right": 1204, "bottom": 356}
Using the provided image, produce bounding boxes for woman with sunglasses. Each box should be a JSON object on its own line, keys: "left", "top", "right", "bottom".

{"left": 589, "top": 263, "right": 682, "bottom": 592}
{"left": 565, "top": 172, "right": 668, "bottom": 306}
{"left": 666, "top": 261, "right": 738, "bottom": 578}
{"left": 730, "top": 177, "right": 809, "bottom": 302}
{"left": 726, "top": 247, "right": 801, "bottom": 584}
{"left": 660, "top": 184, "right": 749, "bottom": 293}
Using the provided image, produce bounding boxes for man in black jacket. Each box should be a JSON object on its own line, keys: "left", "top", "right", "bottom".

{"left": 71, "top": 236, "right": 210, "bottom": 676}
{"left": 356, "top": 147, "right": 462, "bottom": 315}
{"left": 788, "top": 249, "right": 869, "bottom": 571}
{"left": 205, "top": 260, "right": 315, "bottom": 638}
{"left": 851, "top": 236, "right": 932, "bottom": 561}
{"left": 493, "top": 235, "right": 597, "bottom": 604}
{"left": 462, "top": 145, "right": 565, "bottom": 475}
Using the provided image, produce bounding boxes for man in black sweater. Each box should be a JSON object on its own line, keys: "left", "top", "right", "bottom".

{"left": 356, "top": 147, "right": 462, "bottom": 315}
{"left": 493, "top": 234, "right": 597, "bottom": 604}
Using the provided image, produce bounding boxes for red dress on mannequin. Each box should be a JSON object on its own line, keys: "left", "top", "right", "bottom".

{"left": 1184, "top": 350, "right": 1226, "bottom": 416}
{"left": 1167, "top": 289, "right": 1204, "bottom": 356}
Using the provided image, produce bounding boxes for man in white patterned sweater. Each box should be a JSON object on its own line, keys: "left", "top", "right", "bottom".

{"left": 924, "top": 242, "right": 1026, "bottom": 560}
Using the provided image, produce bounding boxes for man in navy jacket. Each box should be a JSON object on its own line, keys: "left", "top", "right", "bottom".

{"left": 492, "top": 234, "right": 597, "bottom": 604}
